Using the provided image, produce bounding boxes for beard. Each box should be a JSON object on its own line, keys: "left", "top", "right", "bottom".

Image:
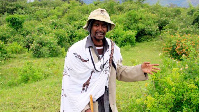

{"left": 92, "top": 31, "right": 105, "bottom": 42}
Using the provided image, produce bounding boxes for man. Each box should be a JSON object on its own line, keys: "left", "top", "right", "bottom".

{"left": 60, "top": 8, "right": 160, "bottom": 112}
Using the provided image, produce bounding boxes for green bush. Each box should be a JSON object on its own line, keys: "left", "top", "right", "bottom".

{"left": 18, "top": 61, "right": 48, "bottom": 84}
{"left": 119, "top": 30, "right": 136, "bottom": 47}
{"left": 20, "top": 20, "right": 39, "bottom": 37}
{"left": 33, "top": 9, "right": 50, "bottom": 21}
{"left": 123, "top": 10, "right": 159, "bottom": 42}
{"left": 8, "top": 61, "right": 51, "bottom": 86}
{"left": 132, "top": 52, "right": 199, "bottom": 111}
{"left": 0, "top": 0, "right": 27, "bottom": 14}
{"left": 0, "top": 40, "right": 8, "bottom": 62}
{"left": 23, "top": 34, "right": 35, "bottom": 51}
{"left": 6, "top": 14, "right": 25, "bottom": 31}
{"left": 49, "top": 19, "right": 66, "bottom": 29}
{"left": 6, "top": 42, "right": 26, "bottom": 54}
{"left": 0, "top": 25, "right": 16, "bottom": 43}
{"left": 157, "top": 18, "right": 169, "bottom": 32}
{"left": 187, "top": 6, "right": 199, "bottom": 27}
{"left": 53, "top": 29, "right": 71, "bottom": 51}
{"left": 36, "top": 24, "right": 52, "bottom": 35}
{"left": 107, "top": 24, "right": 136, "bottom": 47}
{"left": 73, "top": 29, "right": 88, "bottom": 43}
{"left": 30, "top": 35, "right": 65, "bottom": 58}
{"left": 106, "top": 24, "right": 125, "bottom": 46}
{"left": 149, "top": 55, "right": 198, "bottom": 111}
{"left": 162, "top": 33, "right": 199, "bottom": 60}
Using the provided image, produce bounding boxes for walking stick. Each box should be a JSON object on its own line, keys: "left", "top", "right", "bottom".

{"left": 90, "top": 95, "right": 94, "bottom": 112}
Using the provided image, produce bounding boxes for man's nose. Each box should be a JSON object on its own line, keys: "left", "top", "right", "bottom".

{"left": 98, "top": 25, "right": 103, "bottom": 31}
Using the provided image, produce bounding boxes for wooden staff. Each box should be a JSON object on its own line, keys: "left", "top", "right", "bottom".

{"left": 90, "top": 95, "right": 94, "bottom": 112}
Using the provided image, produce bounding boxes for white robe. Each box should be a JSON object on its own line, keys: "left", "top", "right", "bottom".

{"left": 60, "top": 37, "right": 122, "bottom": 112}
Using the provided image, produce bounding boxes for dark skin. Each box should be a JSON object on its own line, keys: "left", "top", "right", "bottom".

{"left": 86, "top": 20, "right": 160, "bottom": 112}
{"left": 90, "top": 20, "right": 108, "bottom": 46}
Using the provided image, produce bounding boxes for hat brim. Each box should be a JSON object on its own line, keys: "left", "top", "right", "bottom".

{"left": 83, "top": 18, "right": 115, "bottom": 31}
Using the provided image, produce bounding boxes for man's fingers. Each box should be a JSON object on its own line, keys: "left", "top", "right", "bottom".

{"left": 151, "top": 64, "right": 159, "bottom": 66}
{"left": 152, "top": 67, "right": 160, "bottom": 70}
{"left": 152, "top": 70, "right": 157, "bottom": 73}
{"left": 144, "top": 62, "right": 150, "bottom": 64}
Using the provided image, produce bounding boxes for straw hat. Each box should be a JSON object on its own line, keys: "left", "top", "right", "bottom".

{"left": 83, "top": 8, "right": 115, "bottom": 31}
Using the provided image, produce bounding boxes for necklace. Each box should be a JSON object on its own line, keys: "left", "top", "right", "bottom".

{"left": 89, "top": 48, "right": 104, "bottom": 72}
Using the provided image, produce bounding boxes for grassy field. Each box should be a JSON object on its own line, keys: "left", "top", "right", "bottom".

{"left": 0, "top": 39, "right": 162, "bottom": 112}
{"left": 116, "top": 39, "right": 162, "bottom": 111}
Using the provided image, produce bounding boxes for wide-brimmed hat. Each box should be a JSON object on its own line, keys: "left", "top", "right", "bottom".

{"left": 83, "top": 8, "right": 115, "bottom": 31}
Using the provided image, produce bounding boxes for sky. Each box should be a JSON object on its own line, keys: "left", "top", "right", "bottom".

{"left": 82, "top": 0, "right": 199, "bottom": 7}
{"left": 27, "top": 0, "right": 199, "bottom": 7}
{"left": 144, "top": 0, "right": 199, "bottom": 7}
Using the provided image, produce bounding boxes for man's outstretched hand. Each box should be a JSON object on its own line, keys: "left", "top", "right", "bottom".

{"left": 141, "top": 62, "right": 160, "bottom": 75}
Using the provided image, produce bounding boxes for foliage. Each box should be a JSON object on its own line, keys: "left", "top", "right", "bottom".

{"left": 8, "top": 61, "right": 51, "bottom": 87}
{"left": 30, "top": 35, "right": 65, "bottom": 58}
{"left": 0, "top": 0, "right": 27, "bottom": 14}
{"left": 0, "top": 41, "right": 9, "bottom": 62}
{"left": 123, "top": 9, "right": 159, "bottom": 42}
{"left": 107, "top": 25, "right": 136, "bottom": 47}
{"left": 0, "top": 0, "right": 198, "bottom": 55}
{"left": 0, "top": 0, "right": 199, "bottom": 111}
{"left": 131, "top": 32, "right": 199, "bottom": 111}
{"left": 6, "top": 14, "right": 25, "bottom": 31}
{"left": 0, "top": 24, "right": 16, "bottom": 43}
{"left": 6, "top": 42, "right": 26, "bottom": 54}
{"left": 162, "top": 33, "right": 199, "bottom": 60}
{"left": 131, "top": 53, "right": 199, "bottom": 111}
{"left": 150, "top": 55, "right": 198, "bottom": 111}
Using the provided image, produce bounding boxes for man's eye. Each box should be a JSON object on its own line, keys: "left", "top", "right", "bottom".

{"left": 102, "top": 24, "right": 107, "bottom": 28}
{"left": 94, "top": 24, "right": 99, "bottom": 26}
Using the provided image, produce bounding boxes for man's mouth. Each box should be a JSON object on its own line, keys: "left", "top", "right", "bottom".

{"left": 96, "top": 32, "right": 104, "bottom": 37}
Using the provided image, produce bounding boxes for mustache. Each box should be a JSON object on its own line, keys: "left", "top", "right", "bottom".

{"left": 95, "top": 31, "right": 105, "bottom": 34}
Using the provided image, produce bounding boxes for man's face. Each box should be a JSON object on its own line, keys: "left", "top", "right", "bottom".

{"left": 90, "top": 20, "right": 108, "bottom": 42}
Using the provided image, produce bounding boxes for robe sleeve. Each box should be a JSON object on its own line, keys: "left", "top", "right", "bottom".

{"left": 116, "top": 63, "right": 148, "bottom": 82}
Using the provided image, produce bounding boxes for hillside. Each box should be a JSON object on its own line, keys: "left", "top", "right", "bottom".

{"left": 0, "top": 0, "right": 198, "bottom": 111}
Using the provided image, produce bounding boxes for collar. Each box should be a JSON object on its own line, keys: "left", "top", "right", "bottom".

{"left": 85, "top": 35, "right": 109, "bottom": 49}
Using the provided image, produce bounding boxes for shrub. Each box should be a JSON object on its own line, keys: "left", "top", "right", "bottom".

{"left": 53, "top": 27, "right": 87, "bottom": 51}
{"left": 107, "top": 24, "right": 136, "bottom": 47}
{"left": 0, "top": 25, "right": 16, "bottom": 43}
{"left": 132, "top": 52, "right": 199, "bottom": 111}
{"left": 106, "top": 24, "right": 125, "bottom": 46}
{"left": 0, "top": 40, "right": 8, "bottom": 62}
{"left": 36, "top": 24, "right": 52, "bottom": 35}
{"left": 8, "top": 61, "right": 51, "bottom": 86}
{"left": 6, "top": 14, "right": 25, "bottom": 31}
{"left": 33, "top": 9, "right": 50, "bottom": 21}
{"left": 149, "top": 54, "right": 198, "bottom": 111}
{"left": 162, "top": 33, "right": 199, "bottom": 60}
{"left": 23, "top": 34, "right": 35, "bottom": 51}
{"left": 119, "top": 30, "right": 136, "bottom": 47}
{"left": 18, "top": 61, "right": 48, "bottom": 84}
{"left": 20, "top": 20, "right": 39, "bottom": 37}
{"left": 6, "top": 42, "right": 26, "bottom": 54}
{"left": 49, "top": 19, "right": 66, "bottom": 29}
{"left": 123, "top": 10, "right": 159, "bottom": 42}
{"left": 53, "top": 29, "right": 68, "bottom": 48}
{"left": 30, "top": 35, "right": 65, "bottom": 58}
{"left": 157, "top": 18, "right": 169, "bottom": 32}
{"left": 73, "top": 29, "right": 88, "bottom": 43}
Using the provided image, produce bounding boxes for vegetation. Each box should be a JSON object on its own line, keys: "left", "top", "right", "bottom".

{"left": 0, "top": 0, "right": 198, "bottom": 111}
